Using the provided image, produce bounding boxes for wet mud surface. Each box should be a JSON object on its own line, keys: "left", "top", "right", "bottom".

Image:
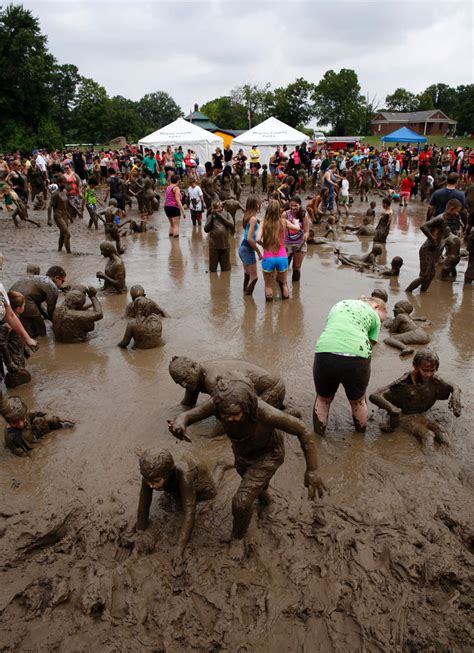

{"left": 0, "top": 192, "right": 473, "bottom": 651}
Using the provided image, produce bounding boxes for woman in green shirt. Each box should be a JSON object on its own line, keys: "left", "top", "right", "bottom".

{"left": 313, "top": 297, "right": 387, "bottom": 437}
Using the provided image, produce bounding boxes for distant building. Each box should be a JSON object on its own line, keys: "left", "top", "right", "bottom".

{"left": 185, "top": 104, "right": 240, "bottom": 148}
{"left": 371, "top": 110, "right": 456, "bottom": 137}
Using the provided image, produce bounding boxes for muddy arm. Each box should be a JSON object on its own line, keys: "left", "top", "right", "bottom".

{"left": 136, "top": 480, "right": 153, "bottom": 531}
{"left": 181, "top": 389, "right": 199, "bottom": 407}
{"left": 176, "top": 471, "right": 197, "bottom": 553}
{"left": 168, "top": 398, "right": 215, "bottom": 442}
{"left": 117, "top": 322, "right": 135, "bottom": 348}
{"left": 369, "top": 388, "right": 401, "bottom": 430}
{"left": 437, "top": 377, "right": 462, "bottom": 417}
{"left": 257, "top": 400, "right": 325, "bottom": 498}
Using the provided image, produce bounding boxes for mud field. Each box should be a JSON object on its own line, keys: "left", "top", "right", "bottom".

{"left": 0, "top": 190, "right": 472, "bottom": 652}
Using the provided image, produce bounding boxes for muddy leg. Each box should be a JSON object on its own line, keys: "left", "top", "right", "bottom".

{"left": 209, "top": 248, "right": 218, "bottom": 273}
{"left": 349, "top": 395, "right": 368, "bottom": 432}
{"left": 219, "top": 249, "right": 231, "bottom": 272}
{"left": 384, "top": 337, "right": 414, "bottom": 357}
{"left": 313, "top": 395, "right": 333, "bottom": 436}
{"left": 426, "top": 418, "right": 450, "bottom": 446}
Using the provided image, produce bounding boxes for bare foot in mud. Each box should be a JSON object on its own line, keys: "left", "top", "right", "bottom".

{"left": 227, "top": 538, "right": 246, "bottom": 561}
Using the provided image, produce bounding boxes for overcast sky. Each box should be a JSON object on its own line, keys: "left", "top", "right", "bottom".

{"left": 23, "top": 0, "right": 473, "bottom": 115}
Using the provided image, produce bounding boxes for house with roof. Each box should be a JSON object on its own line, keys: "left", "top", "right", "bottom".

{"left": 185, "top": 104, "right": 240, "bottom": 148}
{"left": 371, "top": 110, "right": 456, "bottom": 137}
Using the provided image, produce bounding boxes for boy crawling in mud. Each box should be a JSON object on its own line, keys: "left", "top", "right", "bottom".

{"left": 1, "top": 396, "right": 74, "bottom": 456}
{"left": 369, "top": 350, "right": 461, "bottom": 447}
{"left": 135, "top": 449, "right": 217, "bottom": 564}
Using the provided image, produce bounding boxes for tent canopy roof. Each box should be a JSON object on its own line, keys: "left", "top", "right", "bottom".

{"left": 233, "top": 117, "right": 309, "bottom": 146}
{"left": 381, "top": 127, "right": 427, "bottom": 143}
{"left": 139, "top": 117, "right": 222, "bottom": 146}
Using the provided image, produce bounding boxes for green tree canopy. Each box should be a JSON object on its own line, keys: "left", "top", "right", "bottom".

{"left": 137, "top": 91, "right": 183, "bottom": 133}
{"left": 272, "top": 78, "right": 316, "bottom": 127}
{"left": 0, "top": 3, "right": 56, "bottom": 146}
{"left": 385, "top": 88, "right": 419, "bottom": 112}
{"left": 200, "top": 96, "right": 248, "bottom": 130}
{"left": 313, "top": 69, "right": 364, "bottom": 135}
{"left": 71, "top": 77, "right": 109, "bottom": 143}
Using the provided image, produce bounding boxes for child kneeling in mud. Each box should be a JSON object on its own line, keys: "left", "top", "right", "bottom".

{"left": 204, "top": 199, "right": 235, "bottom": 272}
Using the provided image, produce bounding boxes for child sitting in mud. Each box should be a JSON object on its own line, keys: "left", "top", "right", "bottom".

{"left": 369, "top": 350, "right": 461, "bottom": 447}
{"left": 1, "top": 396, "right": 74, "bottom": 456}
{"left": 366, "top": 201, "right": 376, "bottom": 218}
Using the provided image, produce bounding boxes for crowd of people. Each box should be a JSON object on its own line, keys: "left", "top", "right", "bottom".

{"left": 0, "top": 134, "right": 472, "bottom": 555}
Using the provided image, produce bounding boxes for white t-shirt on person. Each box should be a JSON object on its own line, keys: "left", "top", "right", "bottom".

{"left": 188, "top": 186, "right": 203, "bottom": 212}
{"left": 340, "top": 179, "right": 349, "bottom": 197}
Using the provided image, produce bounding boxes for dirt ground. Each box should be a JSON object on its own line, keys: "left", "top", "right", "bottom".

{"left": 0, "top": 187, "right": 472, "bottom": 652}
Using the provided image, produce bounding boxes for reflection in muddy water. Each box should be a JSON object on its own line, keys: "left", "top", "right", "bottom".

{"left": 0, "top": 195, "right": 472, "bottom": 651}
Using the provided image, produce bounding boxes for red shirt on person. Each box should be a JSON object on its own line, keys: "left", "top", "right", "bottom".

{"left": 400, "top": 177, "right": 415, "bottom": 193}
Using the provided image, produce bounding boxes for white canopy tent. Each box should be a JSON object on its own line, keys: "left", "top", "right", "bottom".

{"left": 232, "top": 117, "right": 309, "bottom": 166}
{"left": 138, "top": 118, "right": 223, "bottom": 164}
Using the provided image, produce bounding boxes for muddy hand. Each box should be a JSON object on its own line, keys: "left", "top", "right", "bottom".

{"left": 167, "top": 419, "right": 192, "bottom": 443}
{"left": 27, "top": 340, "right": 39, "bottom": 352}
{"left": 305, "top": 471, "right": 327, "bottom": 500}
{"left": 448, "top": 396, "right": 462, "bottom": 417}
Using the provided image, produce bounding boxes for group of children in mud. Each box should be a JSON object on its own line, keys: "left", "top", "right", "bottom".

{"left": 0, "top": 144, "right": 471, "bottom": 560}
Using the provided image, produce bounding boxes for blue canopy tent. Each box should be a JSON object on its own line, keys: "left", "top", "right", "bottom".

{"left": 381, "top": 127, "right": 427, "bottom": 144}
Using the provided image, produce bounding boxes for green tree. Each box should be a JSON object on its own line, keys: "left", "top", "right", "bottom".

{"left": 313, "top": 69, "right": 364, "bottom": 135}
{"left": 0, "top": 3, "right": 56, "bottom": 146}
{"left": 421, "top": 83, "right": 459, "bottom": 118}
{"left": 71, "top": 77, "right": 109, "bottom": 143}
{"left": 230, "top": 83, "right": 274, "bottom": 125}
{"left": 455, "top": 84, "right": 474, "bottom": 134}
{"left": 272, "top": 78, "right": 316, "bottom": 127}
{"left": 200, "top": 96, "right": 248, "bottom": 129}
{"left": 359, "top": 93, "right": 380, "bottom": 135}
{"left": 49, "top": 63, "right": 81, "bottom": 137}
{"left": 415, "top": 91, "right": 435, "bottom": 111}
{"left": 105, "top": 96, "right": 144, "bottom": 142}
{"left": 137, "top": 91, "right": 183, "bottom": 133}
{"left": 384, "top": 88, "right": 418, "bottom": 112}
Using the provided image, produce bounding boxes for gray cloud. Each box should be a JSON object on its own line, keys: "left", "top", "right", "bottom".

{"left": 22, "top": 0, "right": 473, "bottom": 117}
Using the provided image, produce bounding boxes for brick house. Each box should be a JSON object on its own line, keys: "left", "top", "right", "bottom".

{"left": 371, "top": 110, "right": 456, "bottom": 137}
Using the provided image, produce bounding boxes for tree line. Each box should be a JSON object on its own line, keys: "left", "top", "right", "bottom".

{"left": 1, "top": 4, "right": 472, "bottom": 151}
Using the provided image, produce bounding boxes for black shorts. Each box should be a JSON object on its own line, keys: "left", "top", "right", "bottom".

{"left": 164, "top": 206, "right": 181, "bottom": 218}
{"left": 313, "top": 352, "right": 371, "bottom": 400}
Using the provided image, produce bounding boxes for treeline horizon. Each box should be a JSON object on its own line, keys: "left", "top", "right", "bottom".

{"left": 1, "top": 4, "right": 473, "bottom": 152}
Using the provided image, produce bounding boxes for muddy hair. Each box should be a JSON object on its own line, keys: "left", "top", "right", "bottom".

{"left": 168, "top": 356, "right": 199, "bottom": 389}
{"left": 243, "top": 195, "right": 260, "bottom": 229}
{"left": 139, "top": 449, "right": 174, "bottom": 483}
{"left": 371, "top": 243, "right": 383, "bottom": 256}
{"left": 7, "top": 290, "right": 25, "bottom": 310}
{"left": 213, "top": 376, "right": 258, "bottom": 422}
{"left": 413, "top": 350, "right": 439, "bottom": 370}
{"left": 394, "top": 300, "right": 413, "bottom": 315}
{"left": 371, "top": 289, "right": 388, "bottom": 302}
{"left": 262, "top": 199, "right": 283, "bottom": 253}
{"left": 130, "top": 285, "right": 145, "bottom": 301}
{"left": 391, "top": 256, "right": 404, "bottom": 268}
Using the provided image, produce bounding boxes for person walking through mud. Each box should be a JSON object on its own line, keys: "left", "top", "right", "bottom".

{"left": 238, "top": 195, "right": 261, "bottom": 296}
{"left": 313, "top": 296, "right": 387, "bottom": 437}
{"left": 164, "top": 175, "right": 185, "bottom": 238}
